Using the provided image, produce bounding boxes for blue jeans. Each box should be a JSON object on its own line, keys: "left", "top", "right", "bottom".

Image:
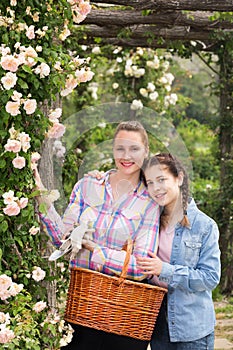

{"left": 150, "top": 298, "right": 215, "bottom": 350}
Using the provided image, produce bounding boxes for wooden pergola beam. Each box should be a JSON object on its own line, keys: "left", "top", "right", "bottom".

{"left": 92, "top": 0, "right": 233, "bottom": 12}
{"left": 75, "top": 23, "right": 232, "bottom": 50}
{"left": 84, "top": 9, "right": 233, "bottom": 30}
{"left": 74, "top": 1, "right": 233, "bottom": 50}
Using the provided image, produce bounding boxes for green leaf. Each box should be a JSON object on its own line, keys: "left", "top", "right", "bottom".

{"left": 22, "top": 65, "right": 33, "bottom": 74}
{"left": 14, "top": 236, "right": 24, "bottom": 248}
{"left": 39, "top": 203, "right": 48, "bottom": 214}
{"left": 0, "top": 158, "right": 6, "bottom": 168}
{"left": 1, "top": 220, "right": 8, "bottom": 232}
{"left": 18, "top": 78, "right": 29, "bottom": 89}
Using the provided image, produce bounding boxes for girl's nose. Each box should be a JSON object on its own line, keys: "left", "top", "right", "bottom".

{"left": 151, "top": 182, "right": 160, "bottom": 192}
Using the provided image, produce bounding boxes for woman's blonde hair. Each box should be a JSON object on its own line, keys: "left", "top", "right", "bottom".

{"left": 113, "top": 121, "right": 149, "bottom": 150}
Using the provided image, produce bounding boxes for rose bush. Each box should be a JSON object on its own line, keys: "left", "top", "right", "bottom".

{"left": 0, "top": 0, "right": 93, "bottom": 348}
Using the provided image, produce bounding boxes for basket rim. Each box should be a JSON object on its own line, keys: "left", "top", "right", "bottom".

{"left": 69, "top": 266, "right": 168, "bottom": 293}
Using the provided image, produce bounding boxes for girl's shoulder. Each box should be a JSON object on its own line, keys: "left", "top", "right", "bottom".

{"left": 188, "top": 200, "right": 218, "bottom": 233}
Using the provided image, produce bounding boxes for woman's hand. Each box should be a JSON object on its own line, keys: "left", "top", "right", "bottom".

{"left": 33, "top": 164, "right": 52, "bottom": 209}
{"left": 84, "top": 169, "right": 104, "bottom": 180}
{"left": 33, "top": 163, "right": 47, "bottom": 192}
{"left": 82, "top": 237, "right": 98, "bottom": 252}
{"left": 136, "top": 251, "right": 163, "bottom": 276}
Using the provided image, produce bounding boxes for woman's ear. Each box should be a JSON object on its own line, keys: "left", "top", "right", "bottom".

{"left": 178, "top": 171, "right": 184, "bottom": 187}
{"left": 145, "top": 147, "right": 149, "bottom": 158}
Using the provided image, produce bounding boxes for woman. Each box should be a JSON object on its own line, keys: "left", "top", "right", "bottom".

{"left": 137, "top": 153, "right": 221, "bottom": 350}
{"left": 35, "top": 121, "right": 160, "bottom": 350}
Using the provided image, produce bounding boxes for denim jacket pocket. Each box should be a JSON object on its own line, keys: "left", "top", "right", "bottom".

{"left": 184, "top": 241, "right": 202, "bottom": 267}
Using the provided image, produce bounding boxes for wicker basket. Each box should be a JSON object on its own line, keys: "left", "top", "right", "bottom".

{"left": 64, "top": 240, "right": 167, "bottom": 341}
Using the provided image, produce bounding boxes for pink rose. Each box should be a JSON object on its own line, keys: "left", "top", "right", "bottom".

{"left": 75, "top": 68, "right": 94, "bottom": 83}
{"left": 79, "top": 1, "right": 91, "bottom": 16}
{"left": 29, "top": 226, "right": 40, "bottom": 235}
{"left": 18, "top": 132, "right": 31, "bottom": 144}
{"left": 33, "top": 301, "right": 47, "bottom": 313}
{"left": 1, "top": 72, "right": 18, "bottom": 90}
{"left": 12, "top": 156, "right": 26, "bottom": 169}
{"left": 4, "top": 139, "right": 21, "bottom": 153}
{"left": 0, "top": 55, "right": 20, "bottom": 72}
{"left": 23, "top": 99, "right": 37, "bottom": 115}
{"left": 9, "top": 282, "right": 24, "bottom": 297}
{"left": 32, "top": 266, "right": 46, "bottom": 282}
{"left": 31, "top": 152, "right": 41, "bottom": 163}
{"left": 3, "top": 202, "right": 20, "bottom": 216}
{"left": 0, "top": 328, "right": 15, "bottom": 344}
{"left": 48, "top": 108, "right": 62, "bottom": 122}
{"left": 47, "top": 123, "right": 66, "bottom": 139}
{"left": 73, "top": 12, "right": 86, "bottom": 24}
{"left": 0, "top": 274, "right": 12, "bottom": 293}
{"left": 18, "top": 197, "right": 28, "bottom": 209}
{"left": 26, "top": 25, "right": 35, "bottom": 39}
{"left": 65, "top": 74, "right": 78, "bottom": 90}
{"left": 2, "top": 190, "right": 18, "bottom": 205}
{"left": 5, "top": 101, "right": 21, "bottom": 116}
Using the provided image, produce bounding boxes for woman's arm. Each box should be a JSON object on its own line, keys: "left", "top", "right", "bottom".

{"left": 39, "top": 181, "right": 83, "bottom": 247}
{"left": 90, "top": 201, "right": 160, "bottom": 280}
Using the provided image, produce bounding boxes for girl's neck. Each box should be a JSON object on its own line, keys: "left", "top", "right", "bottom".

{"left": 162, "top": 202, "right": 183, "bottom": 228}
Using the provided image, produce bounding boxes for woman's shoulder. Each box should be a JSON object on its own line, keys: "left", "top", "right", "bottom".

{"left": 70, "top": 174, "right": 106, "bottom": 206}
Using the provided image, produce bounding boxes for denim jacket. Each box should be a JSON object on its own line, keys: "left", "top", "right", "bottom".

{"left": 158, "top": 198, "right": 221, "bottom": 342}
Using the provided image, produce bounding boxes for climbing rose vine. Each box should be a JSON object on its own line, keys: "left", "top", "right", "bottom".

{"left": 0, "top": 0, "right": 93, "bottom": 348}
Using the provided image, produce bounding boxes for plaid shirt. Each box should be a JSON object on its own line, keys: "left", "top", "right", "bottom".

{"left": 40, "top": 171, "right": 159, "bottom": 280}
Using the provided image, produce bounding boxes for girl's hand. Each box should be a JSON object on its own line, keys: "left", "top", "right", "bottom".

{"left": 136, "top": 251, "right": 163, "bottom": 276}
{"left": 84, "top": 169, "right": 104, "bottom": 180}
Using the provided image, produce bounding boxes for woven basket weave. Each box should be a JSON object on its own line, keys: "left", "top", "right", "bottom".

{"left": 64, "top": 240, "right": 167, "bottom": 341}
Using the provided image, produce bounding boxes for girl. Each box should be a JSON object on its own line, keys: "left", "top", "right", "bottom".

{"left": 137, "top": 153, "right": 221, "bottom": 350}
{"left": 35, "top": 121, "right": 160, "bottom": 350}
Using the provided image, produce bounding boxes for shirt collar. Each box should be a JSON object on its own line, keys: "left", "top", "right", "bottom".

{"left": 100, "top": 169, "right": 146, "bottom": 196}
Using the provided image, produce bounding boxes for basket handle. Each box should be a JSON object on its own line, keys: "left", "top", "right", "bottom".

{"left": 118, "top": 238, "right": 133, "bottom": 284}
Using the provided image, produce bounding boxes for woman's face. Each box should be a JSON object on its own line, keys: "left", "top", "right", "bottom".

{"left": 144, "top": 164, "right": 183, "bottom": 210}
{"left": 113, "top": 130, "right": 148, "bottom": 177}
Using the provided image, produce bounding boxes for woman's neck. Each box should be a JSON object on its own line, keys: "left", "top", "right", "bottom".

{"left": 109, "top": 171, "right": 140, "bottom": 200}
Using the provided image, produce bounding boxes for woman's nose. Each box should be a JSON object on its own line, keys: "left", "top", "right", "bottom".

{"left": 122, "top": 150, "right": 131, "bottom": 159}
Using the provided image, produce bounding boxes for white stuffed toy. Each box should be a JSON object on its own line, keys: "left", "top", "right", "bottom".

{"left": 49, "top": 221, "right": 94, "bottom": 261}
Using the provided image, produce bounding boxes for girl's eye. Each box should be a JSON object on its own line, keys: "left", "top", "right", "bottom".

{"left": 115, "top": 147, "right": 124, "bottom": 151}
{"left": 146, "top": 181, "right": 153, "bottom": 186}
{"left": 131, "top": 147, "right": 140, "bottom": 151}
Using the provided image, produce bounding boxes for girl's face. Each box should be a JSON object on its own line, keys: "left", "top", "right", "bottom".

{"left": 144, "top": 164, "right": 183, "bottom": 210}
{"left": 113, "top": 130, "right": 148, "bottom": 177}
